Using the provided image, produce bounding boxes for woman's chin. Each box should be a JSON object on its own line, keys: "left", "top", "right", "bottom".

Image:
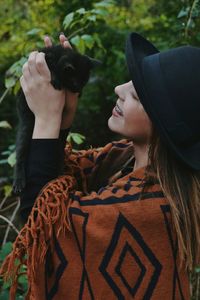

{"left": 108, "top": 115, "right": 121, "bottom": 133}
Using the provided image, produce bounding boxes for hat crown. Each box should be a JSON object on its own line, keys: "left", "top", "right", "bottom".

{"left": 125, "top": 32, "right": 200, "bottom": 169}
{"left": 143, "top": 45, "right": 200, "bottom": 144}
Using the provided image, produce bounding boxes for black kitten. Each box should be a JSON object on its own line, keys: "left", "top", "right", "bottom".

{"left": 12, "top": 45, "right": 100, "bottom": 195}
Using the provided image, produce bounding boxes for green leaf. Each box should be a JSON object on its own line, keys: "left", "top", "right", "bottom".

{"left": 3, "top": 184, "right": 12, "bottom": 197}
{"left": 76, "top": 8, "right": 86, "bottom": 15}
{"left": 8, "top": 57, "right": 27, "bottom": 76}
{"left": 0, "top": 159, "right": 8, "bottom": 165}
{"left": 88, "top": 15, "right": 96, "bottom": 22}
{"left": 5, "top": 77, "right": 16, "bottom": 89}
{"left": 66, "top": 134, "right": 72, "bottom": 143}
{"left": 69, "top": 133, "right": 86, "bottom": 145}
{"left": 93, "top": 33, "right": 105, "bottom": 51}
{"left": 0, "top": 242, "right": 13, "bottom": 262}
{"left": 18, "top": 274, "right": 28, "bottom": 291}
{"left": 63, "top": 12, "right": 74, "bottom": 29}
{"left": 187, "top": 18, "right": 195, "bottom": 29}
{"left": 177, "top": 8, "right": 189, "bottom": 18}
{"left": 13, "top": 80, "right": 21, "bottom": 95}
{"left": 70, "top": 35, "right": 80, "bottom": 47}
{"left": 5, "top": 58, "right": 27, "bottom": 90}
{"left": 1, "top": 150, "right": 10, "bottom": 155}
{"left": 195, "top": 265, "right": 200, "bottom": 273}
{"left": 75, "top": 133, "right": 86, "bottom": 140}
{"left": 71, "top": 36, "right": 85, "bottom": 53}
{"left": 72, "top": 134, "right": 84, "bottom": 145}
{"left": 18, "top": 275, "right": 28, "bottom": 284}
{"left": 2, "top": 280, "right": 11, "bottom": 289}
{"left": 78, "top": 39, "right": 85, "bottom": 53}
{"left": 7, "top": 151, "right": 16, "bottom": 167}
{"left": 94, "top": 0, "right": 114, "bottom": 8}
{"left": 0, "top": 289, "right": 9, "bottom": 300}
{"left": 81, "top": 34, "right": 95, "bottom": 49}
{"left": 16, "top": 295, "right": 25, "bottom": 300}
{"left": 26, "top": 28, "right": 42, "bottom": 36}
{"left": 8, "top": 144, "right": 15, "bottom": 151}
{"left": 92, "top": 8, "right": 108, "bottom": 16}
{"left": 0, "top": 121, "right": 12, "bottom": 129}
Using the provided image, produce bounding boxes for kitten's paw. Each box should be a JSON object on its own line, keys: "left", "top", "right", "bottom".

{"left": 12, "top": 178, "right": 26, "bottom": 195}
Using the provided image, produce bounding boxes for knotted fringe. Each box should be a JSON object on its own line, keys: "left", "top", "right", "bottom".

{"left": 0, "top": 143, "right": 88, "bottom": 299}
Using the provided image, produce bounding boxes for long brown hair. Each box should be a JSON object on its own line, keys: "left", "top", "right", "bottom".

{"left": 143, "top": 126, "right": 200, "bottom": 272}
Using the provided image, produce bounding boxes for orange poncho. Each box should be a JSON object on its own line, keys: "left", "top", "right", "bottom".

{"left": 0, "top": 139, "right": 190, "bottom": 299}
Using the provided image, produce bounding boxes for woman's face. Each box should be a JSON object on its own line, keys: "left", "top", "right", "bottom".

{"left": 108, "top": 81, "right": 152, "bottom": 144}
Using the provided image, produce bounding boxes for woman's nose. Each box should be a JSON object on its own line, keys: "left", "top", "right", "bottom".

{"left": 114, "top": 84, "right": 123, "bottom": 97}
{"left": 114, "top": 82, "right": 128, "bottom": 98}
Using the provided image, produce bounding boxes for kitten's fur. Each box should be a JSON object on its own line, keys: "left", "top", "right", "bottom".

{"left": 13, "top": 45, "right": 100, "bottom": 195}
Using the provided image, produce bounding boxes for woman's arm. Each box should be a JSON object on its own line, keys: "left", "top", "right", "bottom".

{"left": 20, "top": 129, "right": 70, "bottom": 222}
{"left": 19, "top": 33, "right": 77, "bottom": 221}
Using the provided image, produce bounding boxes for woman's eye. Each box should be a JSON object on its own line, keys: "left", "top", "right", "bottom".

{"left": 131, "top": 93, "right": 139, "bottom": 101}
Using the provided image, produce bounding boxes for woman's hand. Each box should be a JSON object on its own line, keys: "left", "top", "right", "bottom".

{"left": 20, "top": 51, "right": 65, "bottom": 121}
{"left": 44, "top": 34, "right": 79, "bottom": 130}
{"left": 20, "top": 49, "right": 66, "bottom": 138}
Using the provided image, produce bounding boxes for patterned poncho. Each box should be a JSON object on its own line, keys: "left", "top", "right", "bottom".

{"left": 0, "top": 139, "right": 190, "bottom": 299}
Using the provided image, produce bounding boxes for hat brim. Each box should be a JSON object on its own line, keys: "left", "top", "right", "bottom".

{"left": 125, "top": 33, "right": 162, "bottom": 147}
{"left": 125, "top": 32, "right": 159, "bottom": 102}
{"left": 125, "top": 32, "right": 200, "bottom": 170}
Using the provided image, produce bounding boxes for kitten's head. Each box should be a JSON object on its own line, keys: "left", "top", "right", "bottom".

{"left": 42, "top": 45, "right": 101, "bottom": 92}
{"left": 56, "top": 48, "right": 101, "bottom": 92}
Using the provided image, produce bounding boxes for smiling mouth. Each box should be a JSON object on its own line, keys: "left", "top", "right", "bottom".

{"left": 115, "top": 103, "right": 123, "bottom": 116}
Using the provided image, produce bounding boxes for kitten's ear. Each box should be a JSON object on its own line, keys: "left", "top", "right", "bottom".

{"left": 85, "top": 56, "right": 102, "bottom": 69}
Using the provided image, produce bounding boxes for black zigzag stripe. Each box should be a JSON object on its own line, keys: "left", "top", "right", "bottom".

{"left": 161, "top": 205, "right": 185, "bottom": 300}
{"left": 72, "top": 191, "right": 165, "bottom": 206}
{"left": 45, "top": 229, "right": 68, "bottom": 300}
{"left": 95, "top": 152, "right": 107, "bottom": 164}
{"left": 112, "top": 142, "right": 131, "bottom": 148}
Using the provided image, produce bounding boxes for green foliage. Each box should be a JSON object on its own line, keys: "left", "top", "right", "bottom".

{"left": 67, "top": 132, "right": 86, "bottom": 145}
{"left": 177, "top": 0, "right": 200, "bottom": 41}
{"left": 0, "top": 242, "right": 13, "bottom": 262}
{"left": 0, "top": 243, "right": 27, "bottom": 299}
{"left": 0, "top": 144, "right": 16, "bottom": 168}
{"left": 0, "top": 121, "right": 12, "bottom": 129}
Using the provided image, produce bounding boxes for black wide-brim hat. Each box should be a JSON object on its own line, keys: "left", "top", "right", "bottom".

{"left": 125, "top": 32, "right": 200, "bottom": 170}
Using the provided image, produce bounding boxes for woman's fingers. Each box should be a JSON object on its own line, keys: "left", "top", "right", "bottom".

{"left": 22, "top": 62, "right": 30, "bottom": 81}
{"left": 22, "top": 51, "right": 50, "bottom": 82}
{"left": 43, "top": 33, "right": 72, "bottom": 48}
{"left": 44, "top": 35, "right": 52, "bottom": 47}
{"left": 35, "top": 52, "right": 51, "bottom": 80}
{"left": 59, "top": 33, "right": 72, "bottom": 49}
{"left": 27, "top": 51, "right": 39, "bottom": 77}
{"left": 20, "top": 75, "right": 27, "bottom": 93}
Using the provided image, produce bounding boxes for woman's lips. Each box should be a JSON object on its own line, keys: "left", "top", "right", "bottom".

{"left": 112, "top": 103, "right": 123, "bottom": 117}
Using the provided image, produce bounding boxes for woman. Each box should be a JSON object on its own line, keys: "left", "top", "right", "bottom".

{"left": 1, "top": 32, "right": 199, "bottom": 299}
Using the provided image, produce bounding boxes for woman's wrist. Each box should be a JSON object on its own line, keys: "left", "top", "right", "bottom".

{"left": 32, "top": 116, "right": 62, "bottom": 139}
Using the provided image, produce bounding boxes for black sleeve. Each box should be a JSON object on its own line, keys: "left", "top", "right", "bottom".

{"left": 19, "top": 129, "right": 70, "bottom": 222}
